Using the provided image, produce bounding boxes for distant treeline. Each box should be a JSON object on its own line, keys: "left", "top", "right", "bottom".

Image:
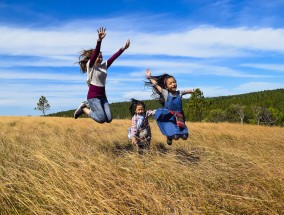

{"left": 48, "top": 88, "right": 284, "bottom": 126}
{"left": 199, "top": 88, "right": 284, "bottom": 126}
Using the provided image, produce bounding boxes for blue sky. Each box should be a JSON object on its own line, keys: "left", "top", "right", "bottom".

{"left": 1, "top": 0, "right": 284, "bottom": 116}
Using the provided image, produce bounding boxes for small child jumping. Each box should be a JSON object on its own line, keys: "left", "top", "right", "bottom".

{"left": 145, "top": 69, "right": 194, "bottom": 145}
{"left": 128, "top": 99, "right": 156, "bottom": 152}
{"left": 74, "top": 27, "right": 130, "bottom": 123}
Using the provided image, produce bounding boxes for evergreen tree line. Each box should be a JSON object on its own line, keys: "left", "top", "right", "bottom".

{"left": 47, "top": 88, "right": 284, "bottom": 126}
{"left": 185, "top": 88, "right": 284, "bottom": 126}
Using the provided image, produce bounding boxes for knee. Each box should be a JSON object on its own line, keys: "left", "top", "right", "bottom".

{"left": 90, "top": 112, "right": 106, "bottom": 123}
{"left": 101, "top": 115, "right": 112, "bottom": 123}
{"left": 97, "top": 115, "right": 107, "bottom": 123}
{"left": 94, "top": 118, "right": 105, "bottom": 123}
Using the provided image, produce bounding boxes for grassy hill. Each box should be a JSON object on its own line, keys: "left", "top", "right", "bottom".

{"left": 1, "top": 117, "right": 283, "bottom": 214}
{"left": 47, "top": 89, "right": 284, "bottom": 126}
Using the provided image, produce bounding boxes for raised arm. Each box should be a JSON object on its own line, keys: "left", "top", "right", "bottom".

{"left": 89, "top": 27, "right": 106, "bottom": 68}
{"left": 145, "top": 69, "right": 163, "bottom": 93}
{"left": 106, "top": 39, "right": 130, "bottom": 69}
{"left": 184, "top": 89, "right": 195, "bottom": 94}
{"left": 180, "top": 89, "right": 195, "bottom": 96}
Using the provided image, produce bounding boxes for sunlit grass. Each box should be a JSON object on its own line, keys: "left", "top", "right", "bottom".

{"left": 0, "top": 117, "right": 283, "bottom": 214}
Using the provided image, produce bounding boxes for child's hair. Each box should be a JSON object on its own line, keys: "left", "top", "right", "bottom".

{"left": 77, "top": 49, "right": 102, "bottom": 73}
{"left": 129, "top": 98, "right": 146, "bottom": 116}
{"left": 145, "top": 73, "right": 175, "bottom": 105}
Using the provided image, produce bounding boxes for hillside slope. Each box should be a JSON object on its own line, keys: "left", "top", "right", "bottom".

{"left": 48, "top": 89, "right": 284, "bottom": 125}
{"left": 0, "top": 117, "right": 284, "bottom": 214}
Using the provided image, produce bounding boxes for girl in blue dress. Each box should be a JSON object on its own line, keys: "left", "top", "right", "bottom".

{"left": 145, "top": 69, "right": 194, "bottom": 145}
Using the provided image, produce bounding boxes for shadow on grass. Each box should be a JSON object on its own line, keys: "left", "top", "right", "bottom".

{"left": 105, "top": 141, "right": 204, "bottom": 162}
{"left": 111, "top": 141, "right": 169, "bottom": 156}
{"left": 175, "top": 147, "right": 204, "bottom": 164}
{"left": 112, "top": 141, "right": 135, "bottom": 156}
{"left": 153, "top": 142, "right": 170, "bottom": 155}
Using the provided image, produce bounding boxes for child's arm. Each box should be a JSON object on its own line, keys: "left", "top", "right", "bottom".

{"left": 146, "top": 109, "right": 156, "bottom": 117}
{"left": 145, "top": 69, "right": 163, "bottom": 93}
{"left": 185, "top": 89, "right": 195, "bottom": 94}
{"left": 180, "top": 89, "right": 195, "bottom": 95}
{"left": 106, "top": 39, "right": 130, "bottom": 69}
{"left": 89, "top": 27, "right": 106, "bottom": 68}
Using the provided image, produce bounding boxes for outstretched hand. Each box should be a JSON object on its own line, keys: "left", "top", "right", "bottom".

{"left": 123, "top": 39, "right": 130, "bottom": 50}
{"left": 145, "top": 68, "right": 151, "bottom": 79}
{"left": 146, "top": 68, "right": 161, "bottom": 91}
{"left": 97, "top": 27, "right": 106, "bottom": 40}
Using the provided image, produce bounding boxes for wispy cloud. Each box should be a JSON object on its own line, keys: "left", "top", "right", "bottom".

{"left": 198, "top": 81, "right": 284, "bottom": 98}
{"left": 236, "top": 81, "right": 284, "bottom": 92}
{"left": 0, "top": 70, "right": 83, "bottom": 81}
{"left": 241, "top": 63, "right": 284, "bottom": 73}
{"left": 1, "top": 23, "right": 284, "bottom": 58}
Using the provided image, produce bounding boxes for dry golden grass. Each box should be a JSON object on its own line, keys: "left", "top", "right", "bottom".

{"left": 0, "top": 116, "right": 284, "bottom": 214}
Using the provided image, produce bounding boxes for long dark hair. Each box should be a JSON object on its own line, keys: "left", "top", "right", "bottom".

{"left": 145, "top": 73, "right": 175, "bottom": 105}
{"left": 129, "top": 98, "right": 146, "bottom": 116}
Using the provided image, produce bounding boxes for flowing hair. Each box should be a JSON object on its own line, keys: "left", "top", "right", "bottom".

{"left": 129, "top": 98, "right": 146, "bottom": 116}
{"left": 145, "top": 73, "right": 175, "bottom": 105}
{"left": 77, "top": 49, "right": 95, "bottom": 73}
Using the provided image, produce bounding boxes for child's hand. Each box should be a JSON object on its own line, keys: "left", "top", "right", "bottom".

{"left": 145, "top": 68, "right": 151, "bottom": 79}
{"left": 97, "top": 27, "right": 106, "bottom": 40}
{"left": 131, "top": 138, "right": 137, "bottom": 145}
{"left": 146, "top": 68, "right": 159, "bottom": 87}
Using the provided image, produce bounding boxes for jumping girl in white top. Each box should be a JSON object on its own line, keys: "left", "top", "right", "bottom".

{"left": 74, "top": 27, "right": 130, "bottom": 123}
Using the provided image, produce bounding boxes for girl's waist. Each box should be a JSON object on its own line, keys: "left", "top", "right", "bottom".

{"left": 164, "top": 107, "right": 183, "bottom": 112}
{"left": 87, "top": 84, "right": 106, "bottom": 99}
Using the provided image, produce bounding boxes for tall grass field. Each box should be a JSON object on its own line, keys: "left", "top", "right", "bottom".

{"left": 0, "top": 117, "right": 283, "bottom": 214}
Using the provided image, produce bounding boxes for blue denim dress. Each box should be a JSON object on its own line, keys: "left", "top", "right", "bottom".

{"left": 155, "top": 91, "right": 188, "bottom": 137}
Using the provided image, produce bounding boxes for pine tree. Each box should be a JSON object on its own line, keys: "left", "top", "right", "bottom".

{"left": 35, "top": 96, "right": 50, "bottom": 116}
{"left": 186, "top": 88, "right": 208, "bottom": 122}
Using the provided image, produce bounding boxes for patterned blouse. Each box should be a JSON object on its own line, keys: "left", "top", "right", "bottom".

{"left": 131, "top": 110, "right": 156, "bottom": 138}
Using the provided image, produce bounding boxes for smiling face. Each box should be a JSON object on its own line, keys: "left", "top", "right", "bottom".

{"left": 135, "top": 104, "right": 145, "bottom": 115}
{"left": 165, "top": 77, "right": 177, "bottom": 93}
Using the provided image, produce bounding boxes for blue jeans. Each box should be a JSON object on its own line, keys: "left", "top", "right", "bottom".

{"left": 87, "top": 97, "right": 112, "bottom": 123}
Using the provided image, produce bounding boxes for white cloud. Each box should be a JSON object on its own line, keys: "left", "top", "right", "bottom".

{"left": 116, "top": 60, "right": 274, "bottom": 78}
{"left": 189, "top": 85, "right": 235, "bottom": 98}
{"left": 0, "top": 56, "right": 77, "bottom": 68}
{"left": 236, "top": 81, "right": 284, "bottom": 92}
{"left": 199, "top": 81, "right": 284, "bottom": 98}
{"left": 241, "top": 63, "right": 284, "bottom": 72}
{"left": 0, "top": 70, "right": 84, "bottom": 81}
{"left": 1, "top": 23, "right": 284, "bottom": 59}
{"left": 121, "top": 91, "right": 152, "bottom": 101}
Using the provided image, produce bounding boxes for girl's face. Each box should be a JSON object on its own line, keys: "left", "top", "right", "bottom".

{"left": 95, "top": 52, "right": 103, "bottom": 66}
{"left": 135, "top": 105, "right": 145, "bottom": 115}
{"left": 165, "top": 77, "right": 177, "bottom": 93}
